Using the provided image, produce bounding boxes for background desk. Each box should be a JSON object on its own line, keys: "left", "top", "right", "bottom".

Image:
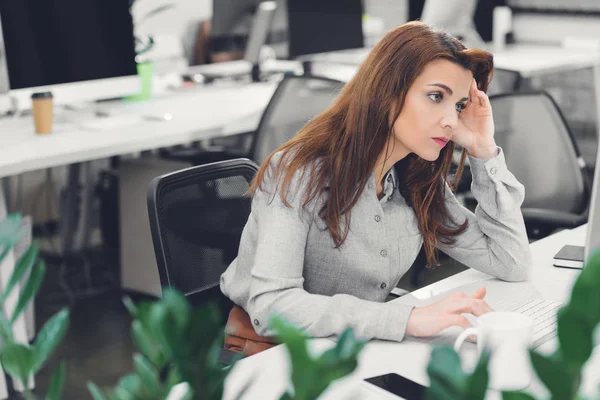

{"left": 222, "top": 224, "right": 600, "bottom": 399}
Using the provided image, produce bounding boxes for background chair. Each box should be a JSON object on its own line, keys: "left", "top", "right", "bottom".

{"left": 489, "top": 91, "right": 591, "bottom": 238}
{"left": 248, "top": 74, "right": 344, "bottom": 163}
{"left": 161, "top": 74, "right": 345, "bottom": 165}
{"left": 147, "top": 158, "right": 259, "bottom": 363}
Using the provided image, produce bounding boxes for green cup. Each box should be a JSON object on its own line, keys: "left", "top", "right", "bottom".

{"left": 124, "top": 61, "right": 154, "bottom": 102}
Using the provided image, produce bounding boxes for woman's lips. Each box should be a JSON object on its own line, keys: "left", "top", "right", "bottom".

{"left": 432, "top": 138, "right": 449, "bottom": 147}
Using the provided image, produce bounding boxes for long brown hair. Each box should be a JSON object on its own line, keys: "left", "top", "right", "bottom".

{"left": 250, "top": 21, "right": 494, "bottom": 267}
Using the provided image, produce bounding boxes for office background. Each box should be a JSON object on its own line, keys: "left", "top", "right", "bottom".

{"left": 0, "top": 0, "right": 598, "bottom": 398}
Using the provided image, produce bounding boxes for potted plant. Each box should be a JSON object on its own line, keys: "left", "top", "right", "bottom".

{"left": 0, "top": 214, "right": 70, "bottom": 400}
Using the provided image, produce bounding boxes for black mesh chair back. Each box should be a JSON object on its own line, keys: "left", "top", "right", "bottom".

{"left": 250, "top": 75, "right": 344, "bottom": 164}
{"left": 147, "top": 159, "right": 258, "bottom": 310}
{"left": 489, "top": 91, "right": 590, "bottom": 233}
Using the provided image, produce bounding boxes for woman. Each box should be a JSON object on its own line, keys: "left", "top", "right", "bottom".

{"left": 220, "top": 21, "right": 532, "bottom": 355}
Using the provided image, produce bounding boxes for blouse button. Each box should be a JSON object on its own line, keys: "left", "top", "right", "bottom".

{"left": 380, "top": 249, "right": 388, "bottom": 257}
{"left": 374, "top": 215, "right": 381, "bottom": 222}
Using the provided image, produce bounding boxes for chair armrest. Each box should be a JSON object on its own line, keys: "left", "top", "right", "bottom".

{"left": 522, "top": 208, "right": 588, "bottom": 229}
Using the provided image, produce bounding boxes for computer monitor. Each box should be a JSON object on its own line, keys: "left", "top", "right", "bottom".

{"left": 287, "top": 0, "right": 364, "bottom": 58}
{"left": 420, "top": 0, "right": 485, "bottom": 48}
{"left": 208, "top": 0, "right": 287, "bottom": 62}
{"left": 584, "top": 148, "right": 600, "bottom": 262}
{"left": 0, "top": 0, "right": 140, "bottom": 111}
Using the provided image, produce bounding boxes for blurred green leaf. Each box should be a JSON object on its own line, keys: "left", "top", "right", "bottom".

{"left": 46, "top": 360, "right": 66, "bottom": 400}
{"left": 466, "top": 349, "right": 490, "bottom": 400}
{"left": 1, "top": 343, "right": 35, "bottom": 387}
{"left": 568, "top": 248, "right": 600, "bottom": 327}
{"left": 161, "top": 289, "right": 190, "bottom": 332}
{"left": 133, "top": 353, "right": 159, "bottom": 395}
{"left": 501, "top": 392, "right": 536, "bottom": 400}
{"left": 122, "top": 296, "right": 138, "bottom": 318}
{"left": 557, "top": 307, "right": 594, "bottom": 373}
{"left": 131, "top": 319, "right": 167, "bottom": 369}
{"left": 10, "top": 260, "right": 46, "bottom": 323}
{"left": 426, "top": 345, "right": 468, "bottom": 400}
{"left": 87, "top": 381, "right": 109, "bottom": 400}
{"left": 0, "top": 314, "right": 14, "bottom": 344}
{"left": 530, "top": 351, "right": 576, "bottom": 399}
{"left": 2, "top": 241, "right": 38, "bottom": 303}
{"left": 113, "top": 374, "right": 142, "bottom": 400}
{"left": 0, "top": 214, "right": 22, "bottom": 246}
{"left": 33, "top": 308, "right": 69, "bottom": 372}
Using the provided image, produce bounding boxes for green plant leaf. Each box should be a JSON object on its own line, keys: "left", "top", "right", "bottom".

{"left": 466, "top": 349, "right": 490, "bottom": 400}
{"left": 426, "top": 345, "right": 468, "bottom": 399}
{"left": 0, "top": 314, "right": 14, "bottom": 344}
{"left": 131, "top": 320, "right": 167, "bottom": 369}
{"left": 557, "top": 307, "right": 595, "bottom": 373}
{"left": 529, "top": 351, "right": 576, "bottom": 399}
{"left": 10, "top": 260, "right": 46, "bottom": 324}
{"left": 87, "top": 382, "right": 108, "bottom": 400}
{"left": 33, "top": 308, "right": 69, "bottom": 372}
{"left": 1, "top": 241, "right": 39, "bottom": 303}
{"left": 502, "top": 392, "right": 536, "bottom": 400}
{"left": 0, "top": 214, "right": 22, "bottom": 245}
{"left": 122, "top": 296, "right": 138, "bottom": 318}
{"left": 113, "top": 374, "right": 142, "bottom": 400}
{"left": 0, "top": 343, "right": 35, "bottom": 387}
{"left": 133, "top": 353, "right": 159, "bottom": 395}
{"left": 46, "top": 360, "right": 66, "bottom": 400}
{"left": 567, "top": 247, "right": 600, "bottom": 327}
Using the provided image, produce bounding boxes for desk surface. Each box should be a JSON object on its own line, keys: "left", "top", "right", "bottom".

{"left": 303, "top": 43, "right": 600, "bottom": 78}
{"left": 0, "top": 82, "right": 277, "bottom": 179}
{"left": 222, "top": 225, "right": 599, "bottom": 399}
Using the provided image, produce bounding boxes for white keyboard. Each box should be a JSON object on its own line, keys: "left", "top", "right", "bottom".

{"left": 402, "top": 280, "right": 562, "bottom": 348}
{"left": 495, "top": 296, "right": 561, "bottom": 348}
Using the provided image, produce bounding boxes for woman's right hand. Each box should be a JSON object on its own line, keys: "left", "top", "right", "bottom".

{"left": 405, "top": 287, "right": 493, "bottom": 337}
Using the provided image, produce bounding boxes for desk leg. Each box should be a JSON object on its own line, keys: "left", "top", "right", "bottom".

{"left": 0, "top": 185, "right": 33, "bottom": 395}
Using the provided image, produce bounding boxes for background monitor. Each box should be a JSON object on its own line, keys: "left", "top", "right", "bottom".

{"left": 420, "top": 0, "right": 485, "bottom": 48}
{"left": 0, "top": 0, "right": 140, "bottom": 110}
{"left": 287, "top": 0, "right": 363, "bottom": 58}
{"left": 208, "top": 0, "right": 288, "bottom": 62}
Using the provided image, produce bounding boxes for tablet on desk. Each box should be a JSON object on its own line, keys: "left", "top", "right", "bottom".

{"left": 363, "top": 373, "right": 426, "bottom": 400}
{"left": 553, "top": 244, "right": 584, "bottom": 269}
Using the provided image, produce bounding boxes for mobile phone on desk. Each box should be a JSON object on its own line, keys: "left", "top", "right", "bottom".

{"left": 363, "top": 373, "right": 426, "bottom": 399}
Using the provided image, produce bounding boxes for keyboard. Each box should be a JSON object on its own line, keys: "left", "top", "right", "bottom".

{"left": 401, "top": 279, "right": 562, "bottom": 349}
{"left": 493, "top": 293, "right": 561, "bottom": 348}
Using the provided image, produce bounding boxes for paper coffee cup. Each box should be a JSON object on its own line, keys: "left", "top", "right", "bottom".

{"left": 31, "top": 92, "right": 53, "bottom": 134}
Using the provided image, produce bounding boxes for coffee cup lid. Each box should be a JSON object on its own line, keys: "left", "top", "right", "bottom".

{"left": 31, "top": 92, "right": 53, "bottom": 99}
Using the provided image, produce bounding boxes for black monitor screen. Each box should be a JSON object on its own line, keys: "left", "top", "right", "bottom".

{"left": 0, "top": 0, "right": 137, "bottom": 90}
{"left": 287, "top": 0, "right": 363, "bottom": 58}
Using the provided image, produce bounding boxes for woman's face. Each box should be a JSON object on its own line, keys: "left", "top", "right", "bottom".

{"left": 391, "top": 59, "right": 473, "bottom": 162}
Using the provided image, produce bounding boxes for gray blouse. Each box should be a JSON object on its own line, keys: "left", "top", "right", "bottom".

{"left": 220, "top": 149, "right": 532, "bottom": 341}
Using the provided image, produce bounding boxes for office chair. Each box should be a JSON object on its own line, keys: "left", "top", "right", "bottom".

{"left": 489, "top": 91, "right": 591, "bottom": 238}
{"left": 249, "top": 74, "right": 344, "bottom": 163}
{"left": 147, "top": 158, "right": 259, "bottom": 363}
{"left": 161, "top": 75, "right": 344, "bottom": 165}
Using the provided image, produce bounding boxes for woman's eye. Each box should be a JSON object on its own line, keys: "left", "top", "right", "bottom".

{"left": 456, "top": 103, "right": 467, "bottom": 113}
{"left": 428, "top": 92, "right": 443, "bottom": 103}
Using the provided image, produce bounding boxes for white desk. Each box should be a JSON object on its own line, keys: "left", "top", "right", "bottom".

{"left": 302, "top": 43, "right": 600, "bottom": 77}
{"left": 0, "top": 81, "right": 277, "bottom": 398}
{"left": 222, "top": 225, "right": 599, "bottom": 399}
{"left": 0, "top": 82, "right": 277, "bottom": 179}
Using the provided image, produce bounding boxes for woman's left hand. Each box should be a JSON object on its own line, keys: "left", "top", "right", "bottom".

{"left": 452, "top": 79, "right": 498, "bottom": 160}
